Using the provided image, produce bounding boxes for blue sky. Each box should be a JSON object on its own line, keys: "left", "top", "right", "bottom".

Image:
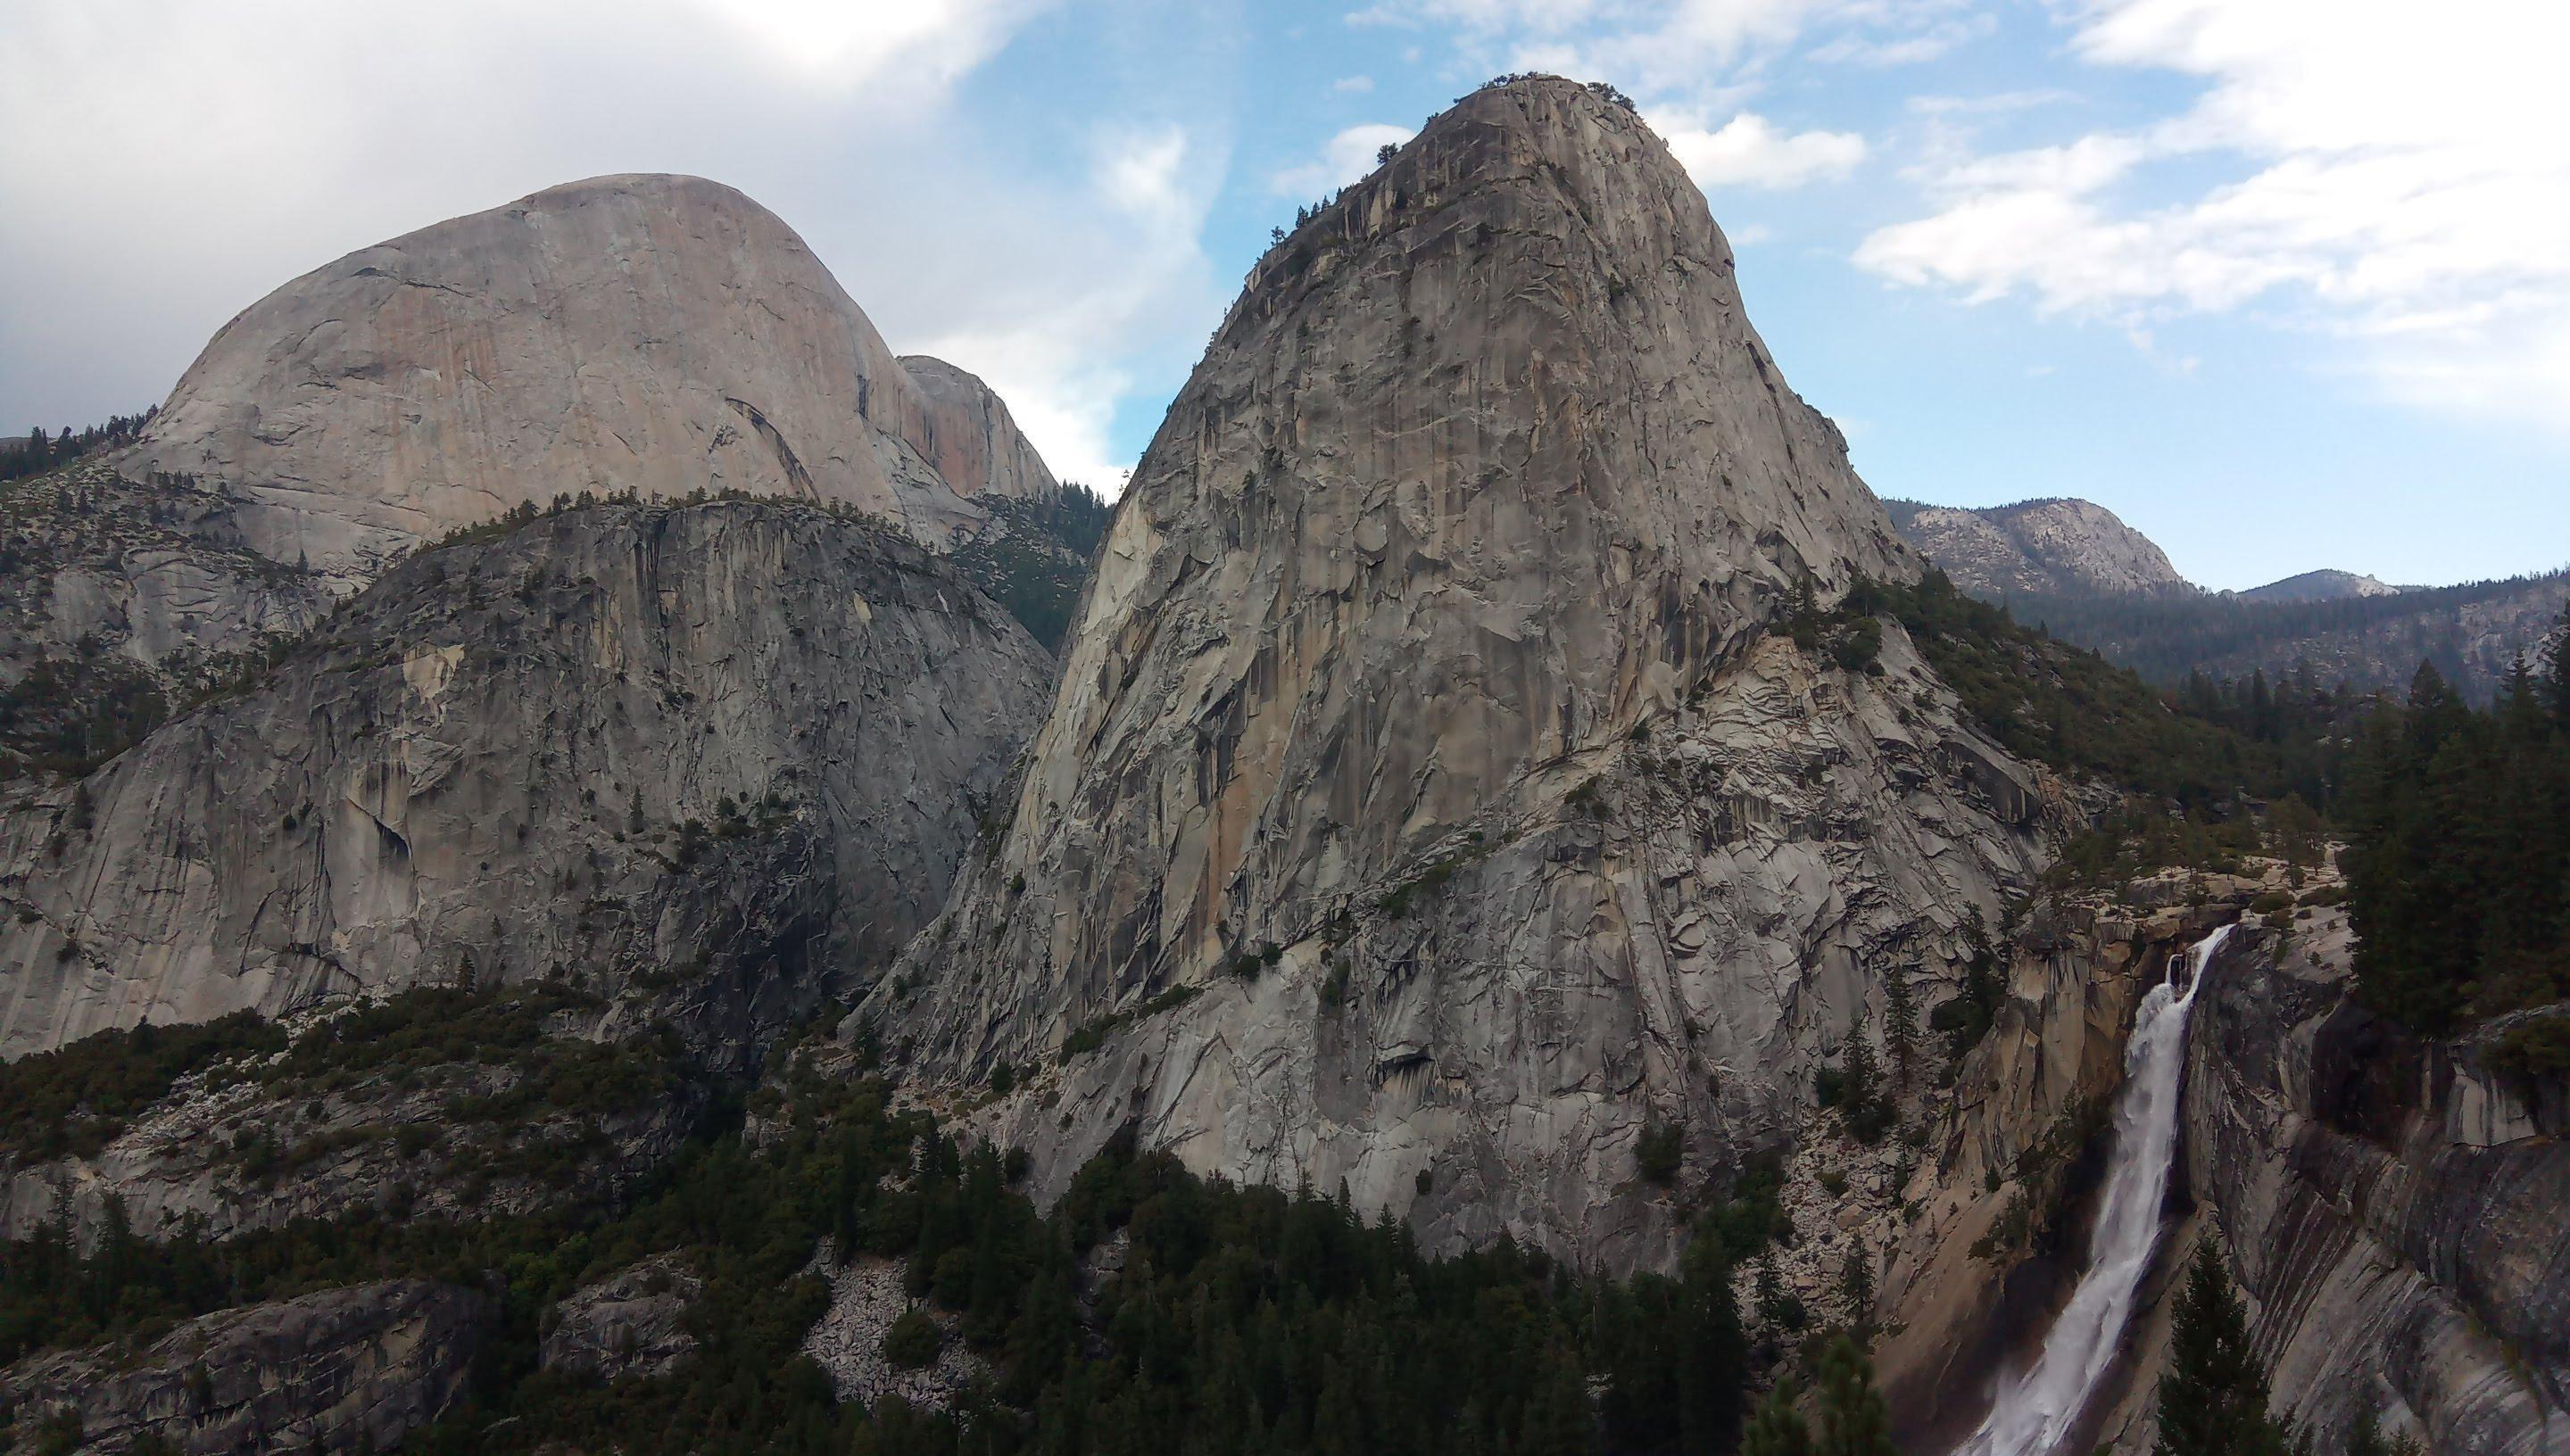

{"left": 4, "top": 0, "right": 2566, "bottom": 590}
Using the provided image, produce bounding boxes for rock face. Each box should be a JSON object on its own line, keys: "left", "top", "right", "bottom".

{"left": 0, "top": 995, "right": 699, "bottom": 1245}
{"left": 0, "top": 461, "right": 334, "bottom": 784}
{"left": 542, "top": 1253, "right": 703, "bottom": 1383}
{"left": 0, "top": 499, "right": 1054, "bottom": 1060}
{"left": 868, "top": 78, "right": 2051, "bottom": 1267}
{"left": 2150, "top": 916, "right": 2570, "bottom": 1455}
{"left": 121, "top": 175, "right": 1040, "bottom": 584}
{"left": 900, "top": 356, "right": 1063, "bottom": 500}
{"left": 2238, "top": 568, "right": 2402, "bottom": 602}
{"left": 1884, "top": 498, "right": 2188, "bottom": 599}
{"left": 0, "top": 1280, "right": 490, "bottom": 1454}
{"left": 0, "top": 461, "right": 328, "bottom": 676}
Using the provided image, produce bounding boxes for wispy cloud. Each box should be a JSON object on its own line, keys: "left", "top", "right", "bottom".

{"left": 1654, "top": 110, "right": 1866, "bottom": 189}
{"left": 1270, "top": 122, "right": 1416, "bottom": 198}
{"left": 1347, "top": 0, "right": 1988, "bottom": 98}
{"left": 1856, "top": 0, "right": 2570, "bottom": 428}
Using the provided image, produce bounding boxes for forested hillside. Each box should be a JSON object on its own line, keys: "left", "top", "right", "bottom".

{"left": 1997, "top": 569, "right": 2569, "bottom": 703}
{"left": 2339, "top": 630, "right": 2570, "bottom": 1038}
{"left": 0, "top": 1001, "right": 1908, "bottom": 1456}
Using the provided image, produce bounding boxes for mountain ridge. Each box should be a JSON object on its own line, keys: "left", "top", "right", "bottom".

{"left": 1887, "top": 493, "right": 2567, "bottom": 699}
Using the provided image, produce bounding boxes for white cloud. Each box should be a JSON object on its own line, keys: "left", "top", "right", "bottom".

{"left": 1904, "top": 89, "right": 2077, "bottom": 117}
{"left": 1333, "top": 74, "right": 1377, "bottom": 92}
{"left": 690, "top": 0, "right": 1042, "bottom": 85}
{"left": 1855, "top": 0, "right": 2570, "bottom": 427}
{"left": 1349, "top": 0, "right": 1979, "bottom": 98}
{"left": 1808, "top": 12, "right": 1989, "bottom": 66}
{"left": 0, "top": 0, "right": 1220, "bottom": 490}
{"left": 1271, "top": 123, "right": 1417, "bottom": 198}
{"left": 1654, "top": 112, "right": 1866, "bottom": 189}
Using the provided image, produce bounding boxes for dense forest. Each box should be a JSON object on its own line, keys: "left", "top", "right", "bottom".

{"left": 1994, "top": 570, "right": 2568, "bottom": 702}
{"left": 1836, "top": 573, "right": 2368, "bottom": 816}
{"left": 952, "top": 483, "right": 1115, "bottom": 650}
{"left": 2338, "top": 630, "right": 2570, "bottom": 1038}
{"left": 0, "top": 998, "right": 1903, "bottom": 1456}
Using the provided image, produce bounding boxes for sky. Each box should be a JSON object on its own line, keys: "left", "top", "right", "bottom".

{"left": 3, "top": 1, "right": 2566, "bottom": 592}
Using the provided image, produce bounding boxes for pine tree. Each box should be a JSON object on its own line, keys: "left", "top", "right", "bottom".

{"left": 1842, "top": 1019, "right": 1889, "bottom": 1142}
{"left": 1839, "top": 1245, "right": 1875, "bottom": 1334}
{"left": 1737, "top": 1336, "right": 1898, "bottom": 1456}
{"left": 1812, "top": 1335, "right": 1899, "bottom": 1456}
{"left": 2155, "top": 1238, "right": 2286, "bottom": 1456}
{"left": 1679, "top": 1235, "right": 1749, "bottom": 1452}
{"left": 1881, "top": 973, "right": 1919, "bottom": 1091}
{"left": 2545, "top": 599, "right": 2570, "bottom": 731}
{"left": 1741, "top": 1377, "right": 1816, "bottom": 1456}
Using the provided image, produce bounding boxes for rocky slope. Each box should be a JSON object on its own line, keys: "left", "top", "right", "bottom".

{"left": 0, "top": 1280, "right": 489, "bottom": 1454}
{"left": 2015, "top": 568, "right": 2570, "bottom": 703}
{"left": 1888, "top": 495, "right": 2566, "bottom": 701}
{"left": 0, "top": 461, "right": 333, "bottom": 784}
{"left": 0, "top": 498, "right": 1054, "bottom": 1061}
{"left": 120, "top": 174, "right": 1042, "bottom": 584}
{"left": 863, "top": 77, "right": 2055, "bottom": 1269}
{"left": 1883, "top": 499, "right": 2187, "bottom": 600}
{"left": 0, "top": 461, "right": 328, "bottom": 676}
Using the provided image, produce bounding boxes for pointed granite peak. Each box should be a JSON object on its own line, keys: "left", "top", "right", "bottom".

{"left": 866, "top": 71, "right": 2019, "bottom": 1270}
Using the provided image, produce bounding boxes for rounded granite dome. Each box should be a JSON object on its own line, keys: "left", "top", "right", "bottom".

{"left": 125, "top": 173, "right": 1039, "bottom": 582}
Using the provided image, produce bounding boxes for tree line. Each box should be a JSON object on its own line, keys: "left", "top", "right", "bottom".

{"left": 2339, "top": 608, "right": 2570, "bottom": 1037}
{"left": 0, "top": 410, "right": 154, "bottom": 484}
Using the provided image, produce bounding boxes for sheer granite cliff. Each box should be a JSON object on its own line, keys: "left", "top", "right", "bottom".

{"left": 0, "top": 499, "right": 1054, "bottom": 1061}
{"left": 900, "top": 355, "right": 1063, "bottom": 503}
{"left": 120, "top": 175, "right": 1045, "bottom": 584}
{"left": 864, "top": 78, "right": 2055, "bottom": 1267}
{"left": 2143, "top": 918, "right": 2569, "bottom": 1454}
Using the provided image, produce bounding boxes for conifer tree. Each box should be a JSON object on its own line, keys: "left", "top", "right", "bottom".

{"left": 2546, "top": 599, "right": 2570, "bottom": 730}
{"left": 1741, "top": 1377, "right": 1816, "bottom": 1456}
{"left": 2154, "top": 1238, "right": 2286, "bottom": 1456}
{"left": 1737, "top": 1336, "right": 1898, "bottom": 1456}
{"left": 1813, "top": 1335, "right": 1900, "bottom": 1456}
{"left": 1882, "top": 973, "right": 1919, "bottom": 1092}
{"left": 1679, "top": 1234, "right": 1749, "bottom": 1452}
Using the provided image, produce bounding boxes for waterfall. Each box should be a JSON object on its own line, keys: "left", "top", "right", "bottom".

{"left": 1955, "top": 922, "right": 2237, "bottom": 1456}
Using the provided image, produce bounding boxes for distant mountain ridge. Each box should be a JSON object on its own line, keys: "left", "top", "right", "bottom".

{"left": 2238, "top": 568, "right": 2404, "bottom": 602}
{"left": 1881, "top": 497, "right": 2187, "bottom": 598}
{"left": 1886, "top": 495, "right": 2566, "bottom": 699}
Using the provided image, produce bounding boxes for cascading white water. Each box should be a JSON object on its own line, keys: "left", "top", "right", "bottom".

{"left": 1955, "top": 922, "right": 2237, "bottom": 1456}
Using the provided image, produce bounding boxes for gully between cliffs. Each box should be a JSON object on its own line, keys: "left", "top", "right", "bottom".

{"left": 1957, "top": 924, "right": 2237, "bottom": 1456}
